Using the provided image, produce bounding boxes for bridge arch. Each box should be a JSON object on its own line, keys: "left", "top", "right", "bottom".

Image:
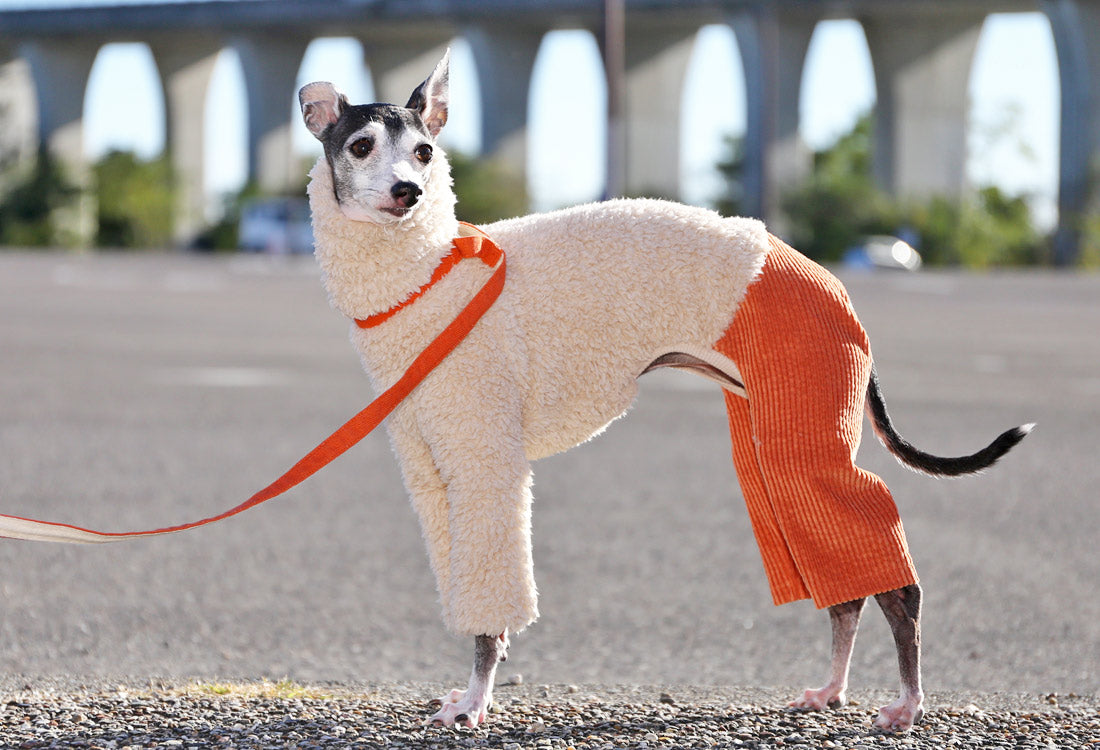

{"left": 202, "top": 47, "right": 248, "bottom": 202}
{"left": 528, "top": 29, "right": 605, "bottom": 210}
{"left": 799, "top": 20, "right": 875, "bottom": 153}
{"left": 967, "top": 12, "right": 1060, "bottom": 230}
{"left": 84, "top": 42, "right": 165, "bottom": 162}
{"left": 864, "top": 10, "right": 986, "bottom": 202}
{"left": 0, "top": 0, "right": 1095, "bottom": 263}
{"left": 18, "top": 37, "right": 100, "bottom": 242}
{"left": 680, "top": 24, "right": 746, "bottom": 211}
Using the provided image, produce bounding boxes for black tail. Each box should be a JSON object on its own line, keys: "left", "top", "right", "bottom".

{"left": 866, "top": 365, "right": 1033, "bottom": 477}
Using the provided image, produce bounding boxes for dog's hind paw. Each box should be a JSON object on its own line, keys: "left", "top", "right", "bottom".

{"left": 789, "top": 685, "right": 846, "bottom": 711}
{"left": 873, "top": 695, "right": 924, "bottom": 733}
{"left": 428, "top": 688, "right": 492, "bottom": 728}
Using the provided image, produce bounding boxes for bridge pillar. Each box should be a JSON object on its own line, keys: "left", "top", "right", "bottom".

{"left": 621, "top": 27, "right": 695, "bottom": 199}
{"left": 1042, "top": 0, "right": 1100, "bottom": 266}
{"left": 234, "top": 34, "right": 309, "bottom": 195}
{"left": 363, "top": 37, "right": 453, "bottom": 108}
{"left": 152, "top": 38, "right": 221, "bottom": 247}
{"left": 19, "top": 38, "right": 101, "bottom": 245}
{"left": 730, "top": 9, "right": 817, "bottom": 230}
{"left": 863, "top": 13, "right": 984, "bottom": 200}
{"left": 0, "top": 56, "right": 37, "bottom": 174}
{"left": 464, "top": 24, "right": 542, "bottom": 175}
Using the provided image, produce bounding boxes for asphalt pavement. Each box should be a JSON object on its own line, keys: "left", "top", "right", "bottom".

{"left": 0, "top": 250, "right": 1096, "bottom": 699}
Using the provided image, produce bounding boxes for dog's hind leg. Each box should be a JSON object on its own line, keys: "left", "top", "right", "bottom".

{"left": 789, "top": 597, "right": 866, "bottom": 711}
{"left": 429, "top": 632, "right": 509, "bottom": 728}
{"left": 872, "top": 583, "right": 924, "bottom": 732}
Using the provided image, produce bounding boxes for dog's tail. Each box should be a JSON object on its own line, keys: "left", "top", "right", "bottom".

{"left": 866, "top": 364, "right": 1034, "bottom": 477}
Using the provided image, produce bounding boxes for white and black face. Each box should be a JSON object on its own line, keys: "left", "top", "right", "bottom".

{"left": 299, "top": 51, "right": 449, "bottom": 225}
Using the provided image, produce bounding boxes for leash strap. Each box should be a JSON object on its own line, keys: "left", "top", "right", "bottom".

{"left": 0, "top": 230, "right": 505, "bottom": 544}
{"left": 356, "top": 222, "right": 501, "bottom": 329}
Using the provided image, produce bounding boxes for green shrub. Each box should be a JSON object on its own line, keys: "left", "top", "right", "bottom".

{"left": 0, "top": 148, "right": 80, "bottom": 247}
{"left": 449, "top": 151, "right": 528, "bottom": 225}
{"left": 717, "top": 113, "right": 1052, "bottom": 267}
{"left": 893, "top": 188, "right": 1047, "bottom": 267}
{"left": 93, "top": 150, "right": 175, "bottom": 248}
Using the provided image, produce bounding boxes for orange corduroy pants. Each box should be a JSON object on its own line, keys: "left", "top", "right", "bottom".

{"left": 714, "top": 235, "right": 918, "bottom": 609}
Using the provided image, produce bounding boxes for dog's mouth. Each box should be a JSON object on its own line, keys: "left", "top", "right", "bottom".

{"left": 380, "top": 206, "right": 413, "bottom": 219}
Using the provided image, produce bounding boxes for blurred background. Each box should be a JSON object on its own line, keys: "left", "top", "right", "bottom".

{"left": 0, "top": 0, "right": 1097, "bottom": 699}
{"left": 0, "top": 0, "right": 1093, "bottom": 267}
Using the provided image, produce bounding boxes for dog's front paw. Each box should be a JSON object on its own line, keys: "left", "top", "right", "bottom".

{"left": 428, "top": 688, "right": 492, "bottom": 728}
{"left": 789, "top": 684, "right": 846, "bottom": 711}
{"left": 873, "top": 695, "right": 924, "bottom": 733}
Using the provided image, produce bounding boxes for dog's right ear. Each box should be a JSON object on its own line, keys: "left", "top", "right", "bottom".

{"left": 406, "top": 49, "right": 449, "bottom": 137}
{"left": 299, "top": 82, "right": 348, "bottom": 141}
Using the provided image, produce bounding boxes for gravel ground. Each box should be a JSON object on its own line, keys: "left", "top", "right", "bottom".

{"left": 0, "top": 680, "right": 1096, "bottom": 749}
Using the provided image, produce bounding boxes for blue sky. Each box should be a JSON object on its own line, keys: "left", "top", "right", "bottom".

{"left": 4, "top": 2, "right": 1061, "bottom": 227}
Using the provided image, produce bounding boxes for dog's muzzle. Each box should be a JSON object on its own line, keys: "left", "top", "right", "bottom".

{"left": 392, "top": 181, "right": 422, "bottom": 208}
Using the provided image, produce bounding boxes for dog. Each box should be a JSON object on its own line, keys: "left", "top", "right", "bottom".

{"left": 297, "top": 50, "right": 1031, "bottom": 733}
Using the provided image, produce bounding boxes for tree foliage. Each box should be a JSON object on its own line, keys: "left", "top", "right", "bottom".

{"left": 781, "top": 115, "right": 897, "bottom": 262}
{"left": 713, "top": 134, "right": 745, "bottom": 219}
{"left": 93, "top": 150, "right": 176, "bottom": 248}
{"left": 716, "top": 113, "right": 1050, "bottom": 267}
{"left": 903, "top": 188, "right": 1047, "bottom": 267}
{"left": 1, "top": 148, "right": 177, "bottom": 249}
{"left": 449, "top": 151, "right": 528, "bottom": 225}
{"left": 0, "top": 147, "right": 80, "bottom": 246}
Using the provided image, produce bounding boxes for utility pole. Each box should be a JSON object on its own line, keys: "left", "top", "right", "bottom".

{"left": 603, "top": 0, "right": 626, "bottom": 200}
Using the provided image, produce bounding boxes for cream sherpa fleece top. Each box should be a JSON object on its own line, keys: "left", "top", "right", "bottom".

{"left": 308, "top": 152, "right": 768, "bottom": 636}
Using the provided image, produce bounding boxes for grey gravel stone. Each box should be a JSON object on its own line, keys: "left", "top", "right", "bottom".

{"left": 0, "top": 680, "right": 1096, "bottom": 749}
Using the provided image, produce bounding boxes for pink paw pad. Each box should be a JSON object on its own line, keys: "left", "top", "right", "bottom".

{"left": 428, "top": 688, "right": 491, "bottom": 728}
{"left": 789, "top": 686, "right": 846, "bottom": 711}
{"left": 874, "top": 697, "right": 924, "bottom": 733}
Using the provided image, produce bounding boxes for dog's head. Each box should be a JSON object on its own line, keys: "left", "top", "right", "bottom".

{"left": 299, "top": 50, "right": 449, "bottom": 225}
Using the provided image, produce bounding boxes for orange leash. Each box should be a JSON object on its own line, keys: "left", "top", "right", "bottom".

{"left": 0, "top": 228, "right": 505, "bottom": 544}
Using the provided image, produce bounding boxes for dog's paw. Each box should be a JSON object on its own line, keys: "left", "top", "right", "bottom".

{"left": 873, "top": 695, "right": 924, "bottom": 733}
{"left": 428, "top": 688, "right": 492, "bottom": 728}
{"left": 789, "top": 685, "right": 846, "bottom": 711}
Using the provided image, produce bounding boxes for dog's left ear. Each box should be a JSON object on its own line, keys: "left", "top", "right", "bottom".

{"left": 299, "top": 81, "right": 348, "bottom": 141}
{"left": 407, "top": 49, "right": 449, "bottom": 137}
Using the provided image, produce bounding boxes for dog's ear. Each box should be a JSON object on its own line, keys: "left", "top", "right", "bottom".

{"left": 406, "top": 49, "right": 449, "bottom": 137}
{"left": 299, "top": 81, "right": 348, "bottom": 141}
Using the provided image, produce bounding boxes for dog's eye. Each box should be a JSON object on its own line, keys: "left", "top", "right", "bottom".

{"left": 349, "top": 138, "right": 373, "bottom": 158}
{"left": 415, "top": 144, "right": 433, "bottom": 164}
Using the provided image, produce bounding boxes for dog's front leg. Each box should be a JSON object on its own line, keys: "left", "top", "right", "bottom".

{"left": 389, "top": 417, "right": 456, "bottom": 615}
{"left": 414, "top": 385, "right": 536, "bottom": 727}
{"left": 790, "top": 597, "right": 866, "bottom": 711}
{"left": 429, "top": 631, "right": 509, "bottom": 727}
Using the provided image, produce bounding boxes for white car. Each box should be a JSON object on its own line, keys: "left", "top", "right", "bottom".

{"left": 238, "top": 197, "right": 314, "bottom": 254}
{"left": 843, "top": 235, "right": 922, "bottom": 271}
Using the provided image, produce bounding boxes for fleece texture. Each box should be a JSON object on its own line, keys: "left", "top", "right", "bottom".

{"left": 308, "top": 149, "right": 917, "bottom": 633}
{"left": 308, "top": 152, "right": 767, "bottom": 636}
{"left": 714, "top": 235, "right": 919, "bottom": 608}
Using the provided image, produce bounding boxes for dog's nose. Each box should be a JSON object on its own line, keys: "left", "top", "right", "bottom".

{"left": 391, "top": 181, "right": 422, "bottom": 207}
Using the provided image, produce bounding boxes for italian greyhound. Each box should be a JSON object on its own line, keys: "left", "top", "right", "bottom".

{"left": 297, "top": 50, "right": 1031, "bottom": 733}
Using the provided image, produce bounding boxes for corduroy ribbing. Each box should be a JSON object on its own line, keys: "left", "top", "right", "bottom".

{"left": 714, "top": 235, "right": 918, "bottom": 609}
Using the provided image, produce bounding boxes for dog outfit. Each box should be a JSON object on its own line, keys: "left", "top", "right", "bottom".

{"left": 306, "top": 140, "right": 914, "bottom": 631}
{"left": 714, "top": 234, "right": 919, "bottom": 609}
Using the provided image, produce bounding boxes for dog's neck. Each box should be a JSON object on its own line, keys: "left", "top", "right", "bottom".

{"left": 307, "top": 153, "right": 460, "bottom": 321}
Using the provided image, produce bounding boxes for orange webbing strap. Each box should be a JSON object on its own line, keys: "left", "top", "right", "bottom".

{"left": 0, "top": 234, "right": 506, "bottom": 544}
{"left": 356, "top": 222, "right": 501, "bottom": 329}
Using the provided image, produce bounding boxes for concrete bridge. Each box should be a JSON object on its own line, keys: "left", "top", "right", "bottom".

{"left": 0, "top": 0, "right": 1096, "bottom": 264}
